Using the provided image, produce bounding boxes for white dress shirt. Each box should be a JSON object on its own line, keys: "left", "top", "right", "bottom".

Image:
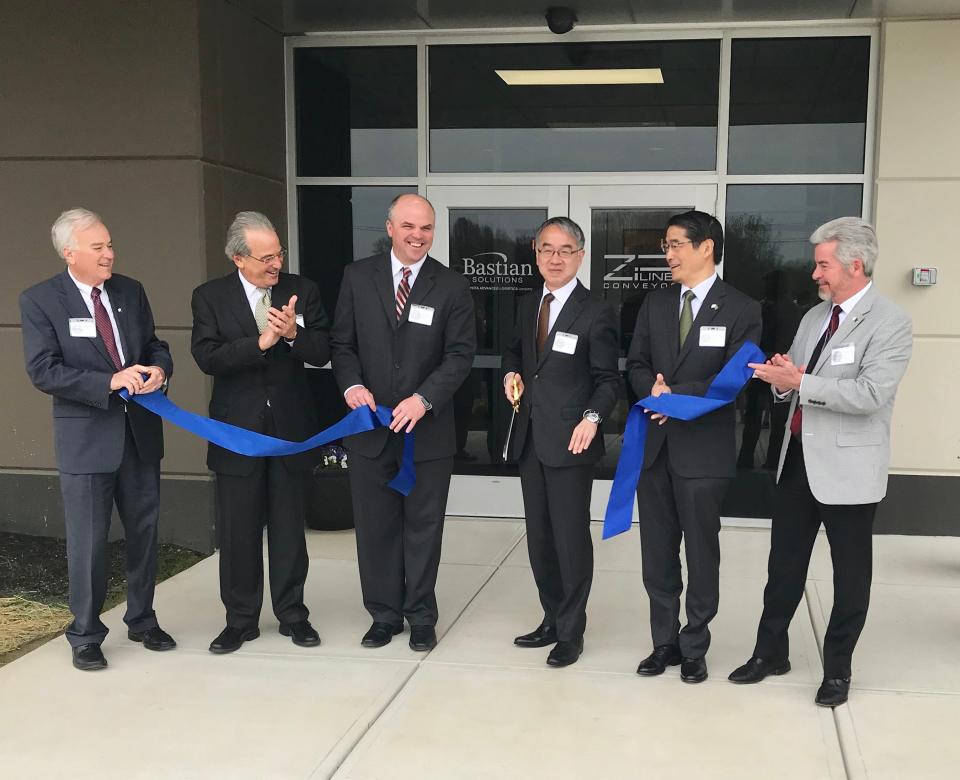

{"left": 678, "top": 272, "right": 718, "bottom": 321}
{"left": 391, "top": 250, "right": 427, "bottom": 289}
{"left": 68, "top": 269, "right": 126, "bottom": 365}
{"left": 539, "top": 276, "right": 579, "bottom": 334}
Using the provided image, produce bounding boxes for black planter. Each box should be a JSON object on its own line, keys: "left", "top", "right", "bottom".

{"left": 304, "top": 469, "right": 354, "bottom": 530}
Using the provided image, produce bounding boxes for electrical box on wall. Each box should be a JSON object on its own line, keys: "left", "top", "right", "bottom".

{"left": 912, "top": 267, "right": 938, "bottom": 286}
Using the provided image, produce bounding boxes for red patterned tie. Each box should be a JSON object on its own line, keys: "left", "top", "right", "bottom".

{"left": 91, "top": 287, "right": 123, "bottom": 370}
{"left": 396, "top": 267, "right": 412, "bottom": 321}
{"left": 790, "top": 304, "right": 842, "bottom": 438}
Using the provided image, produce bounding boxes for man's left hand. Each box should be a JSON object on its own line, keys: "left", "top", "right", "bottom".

{"left": 138, "top": 365, "right": 166, "bottom": 394}
{"left": 390, "top": 395, "right": 426, "bottom": 433}
{"left": 749, "top": 358, "right": 803, "bottom": 392}
{"left": 267, "top": 294, "right": 299, "bottom": 340}
{"left": 567, "top": 419, "right": 597, "bottom": 454}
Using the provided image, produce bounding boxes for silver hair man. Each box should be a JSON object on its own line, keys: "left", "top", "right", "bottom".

{"left": 224, "top": 211, "right": 277, "bottom": 259}
{"left": 51, "top": 208, "right": 102, "bottom": 257}
{"left": 809, "top": 216, "right": 878, "bottom": 277}
{"left": 535, "top": 216, "right": 585, "bottom": 250}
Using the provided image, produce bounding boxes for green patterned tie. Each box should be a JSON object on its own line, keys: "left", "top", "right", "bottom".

{"left": 679, "top": 289, "right": 695, "bottom": 348}
{"left": 254, "top": 288, "right": 271, "bottom": 334}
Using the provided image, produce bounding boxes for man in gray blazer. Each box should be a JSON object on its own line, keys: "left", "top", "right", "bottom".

{"left": 729, "top": 217, "right": 912, "bottom": 707}
{"left": 20, "top": 208, "right": 175, "bottom": 670}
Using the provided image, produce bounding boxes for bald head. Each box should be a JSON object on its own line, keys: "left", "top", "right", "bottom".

{"left": 386, "top": 194, "right": 435, "bottom": 265}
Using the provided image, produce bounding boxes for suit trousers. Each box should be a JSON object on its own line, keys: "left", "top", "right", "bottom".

{"left": 637, "top": 443, "right": 729, "bottom": 659}
{"left": 518, "top": 428, "right": 594, "bottom": 642}
{"left": 348, "top": 436, "right": 452, "bottom": 627}
{"left": 58, "top": 420, "right": 160, "bottom": 647}
{"left": 754, "top": 437, "right": 876, "bottom": 678}
{"left": 215, "top": 410, "right": 309, "bottom": 629}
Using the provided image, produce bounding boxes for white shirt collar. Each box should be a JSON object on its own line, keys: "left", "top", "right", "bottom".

{"left": 391, "top": 249, "right": 428, "bottom": 284}
{"left": 835, "top": 281, "right": 872, "bottom": 316}
{"left": 67, "top": 268, "right": 104, "bottom": 298}
{"left": 542, "top": 275, "right": 579, "bottom": 306}
{"left": 680, "top": 272, "right": 718, "bottom": 302}
{"left": 237, "top": 269, "right": 269, "bottom": 304}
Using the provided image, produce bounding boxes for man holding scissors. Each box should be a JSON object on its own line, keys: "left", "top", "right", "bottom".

{"left": 502, "top": 217, "right": 621, "bottom": 667}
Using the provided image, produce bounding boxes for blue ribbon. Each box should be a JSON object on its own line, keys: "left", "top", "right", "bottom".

{"left": 602, "top": 341, "right": 766, "bottom": 539}
{"left": 122, "top": 390, "right": 415, "bottom": 495}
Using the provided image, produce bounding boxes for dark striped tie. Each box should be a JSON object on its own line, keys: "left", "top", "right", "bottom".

{"left": 396, "top": 267, "right": 412, "bottom": 321}
{"left": 91, "top": 287, "right": 122, "bottom": 370}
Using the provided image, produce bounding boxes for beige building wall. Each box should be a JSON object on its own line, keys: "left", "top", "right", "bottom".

{"left": 873, "top": 20, "right": 960, "bottom": 480}
{"left": 0, "top": 1, "right": 286, "bottom": 550}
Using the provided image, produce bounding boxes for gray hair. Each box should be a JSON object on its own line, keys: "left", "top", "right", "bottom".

{"left": 51, "top": 208, "right": 102, "bottom": 257}
{"left": 386, "top": 193, "right": 435, "bottom": 221}
{"left": 809, "top": 217, "right": 878, "bottom": 277}
{"left": 535, "top": 216, "right": 585, "bottom": 250}
{"left": 224, "top": 211, "right": 277, "bottom": 259}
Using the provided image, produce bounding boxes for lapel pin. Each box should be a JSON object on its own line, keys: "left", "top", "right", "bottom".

{"left": 710, "top": 303, "right": 718, "bottom": 310}
{"left": 117, "top": 307, "right": 122, "bottom": 313}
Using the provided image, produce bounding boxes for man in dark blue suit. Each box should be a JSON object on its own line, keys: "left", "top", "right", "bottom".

{"left": 20, "top": 208, "right": 175, "bottom": 671}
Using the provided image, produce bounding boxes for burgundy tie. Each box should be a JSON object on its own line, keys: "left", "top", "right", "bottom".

{"left": 91, "top": 287, "right": 123, "bottom": 370}
{"left": 790, "top": 304, "right": 842, "bottom": 438}
{"left": 396, "top": 267, "right": 412, "bottom": 321}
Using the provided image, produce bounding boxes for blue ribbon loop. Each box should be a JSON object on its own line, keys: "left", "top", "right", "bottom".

{"left": 122, "top": 390, "right": 415, "bottom": 495}
{"left": 602, "top": 341, "right": 765, "bottom": 539}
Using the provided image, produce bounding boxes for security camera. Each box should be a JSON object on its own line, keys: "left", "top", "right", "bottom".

{"left": 545, "top": 6, "right": 577, "bottom": 35}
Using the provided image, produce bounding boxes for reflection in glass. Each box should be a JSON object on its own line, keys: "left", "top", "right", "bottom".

{"left": 723, "top": 184, "right": 863, "bottom": 516}
{"left": 447, "top": 209, "right": 546, "bottom": 475}
{"left": 295, "top": 47, "right": 417, "bottom": 177}
{"left": 430, "top": 41, "right": 719, "bottom": 172}
{"left": 588, "top": 206, "right": 693, "bottom": 478}
{"left": 728, "top": 37, "right": 870, "bottom": 174}
{"left": 297, "top": 185, "right": 417, "bottom": 320}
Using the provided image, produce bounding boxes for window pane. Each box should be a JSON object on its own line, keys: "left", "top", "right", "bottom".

{"left": 722, "top": 183, "right": 863, "bottom": 516}
{"left": 297, "top": 185, "right": 417, "bottom": 320}
{"left": 430, "top": 41, "right": 719, "bottom": 173}
{"left": 295, "top": 47, "right": 417, "bottom": 177}
{"left": 728, "top": 37, "right": 870, "bottom": 174}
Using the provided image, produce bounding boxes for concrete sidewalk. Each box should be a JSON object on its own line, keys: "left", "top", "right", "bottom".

{"left": 1, "top": 519, "right": 957, "bottom": 779}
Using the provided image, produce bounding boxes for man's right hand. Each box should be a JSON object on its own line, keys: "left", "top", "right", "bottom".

{"left": 258, "top": 327, "right": 282, "bottom": 352}
{"left": 110, "top": 367, "right": 147, "bottom": 395}
{"left": 503, "top": 372, "right": 524, "bottom": 404}
{"left": 345, "top": 385, "right": 377, "bottom": 411}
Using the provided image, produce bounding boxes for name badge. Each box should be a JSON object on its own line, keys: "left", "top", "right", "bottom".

{"left": 69, "top": 318, "right": 96, "bottom": 338}
{"left": 295, "top": 314, "right": 305, "bottom": 328}
{"left": 553, "top": 331, "right": 579, "bottom": 355}
{"left": 408, "top": 304, "right": 434, "bottom": 326}
{"left": 830, "top": 343, "right": 855, "bottom": 366}
{"left": 699, "top": 326, "right": 726, "bottom": 348}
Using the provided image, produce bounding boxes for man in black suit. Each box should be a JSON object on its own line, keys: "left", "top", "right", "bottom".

{"left": 628, "top": 210, "right": 761, "bottom": 683}
{"left": 191, "top": 211, "right": 330, "bottom": 653}
{"left": 331, "top": 193, "right": 476, "bottom": 652}
{"left": 502, "top": 217, "right": 621, "bottom": 668}
{"left": 20, "top": 208, "right": 175, "bottom": 670}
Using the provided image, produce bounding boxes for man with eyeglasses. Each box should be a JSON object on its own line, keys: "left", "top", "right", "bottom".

{"left": 191, "top": 211, "right": 330, "bottom": 654}
{"left": 628, "top": 210, "right": 761, "bottom": 684}
{"left": 502, "top": 217, "right": 621, "bottom": 667}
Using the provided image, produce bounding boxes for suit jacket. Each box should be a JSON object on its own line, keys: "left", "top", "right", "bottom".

{"left": 191, "top": 270, "right": 330, "bottom": 476}
{"left": 774, "top": 285, "right": 912, "bottom": 504}
{"left": 330, "top": 254, "right": 476, "bottom": 462}
{"left": 503, "top": 282, "right": 622, "bottom": 467}
{"left": 20, "top": 271, "right": 173, "bottom": 474}
{"left": 627, "top": 278, "right": 762, "bottom": 479}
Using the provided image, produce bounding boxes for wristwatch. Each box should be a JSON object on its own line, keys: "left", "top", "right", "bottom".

{"left": 414, "top": 392, "right": 433, "bottom": 411}
{"left": 583, "top": 409, "right": 601, "bottom": 424}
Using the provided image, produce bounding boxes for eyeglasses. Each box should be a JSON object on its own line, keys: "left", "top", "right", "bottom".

{"left": 243, "top": 248, "right": 287, "bottom": 265}
{"left": 537, "top": 246, "right": 582, "bottom": 259}
{"left": 660, "top": 240, "right": 693, "bottom": 253}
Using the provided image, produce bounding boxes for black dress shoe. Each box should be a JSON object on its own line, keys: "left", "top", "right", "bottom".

{"left": 209, "top": 626, "right": 260, "bottom": 654}
{"left": 409, "top": 624, "right": 437, "bottom": 652}
{"left": 128, "top": 626, "right": 177, "bottom": 651}
{"left": 361, "top": 621, "right": 403, "bottom": 648}
{"left": 680, "top": 657, "right": 708, "bottom": 684}
{"left": 280, "top": 620, "right": 321, "bottom": 647}
{"left": 815, "top": 677, "right": 850, "bottom": 707}
{"left": 72, "top": 643, "right": 107, "bottom": 671}
{"left": 636, "top": 644, "right": 682, "bottom": 676}
{"left": 514, "top": 623, "right": 558, "bottom": 648}
{"left": 547, "top": 638, "right": 583, "bottom": 668}
{"left": 728, "top": 656, "right": 791, "bottom": 684}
